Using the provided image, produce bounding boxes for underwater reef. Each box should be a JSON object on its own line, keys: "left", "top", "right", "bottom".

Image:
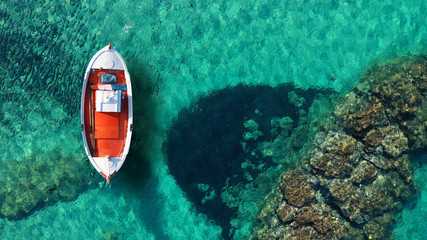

{"left": 0, "top": 95, "right": 99, "bottom": 220}
{"left": 165, "top": 84, "right": 337, "bottom": 239}
{"left": 252, "top": 54, "right": 426, "bottom": 240}
{"left": 0, "top": 1, "right": 103, "bottom": 221}
{"left": 0, "top": 151, "right": 97, "bottom": 220}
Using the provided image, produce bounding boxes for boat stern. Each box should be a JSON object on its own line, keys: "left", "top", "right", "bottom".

{"left": 91, "top": 156, "right": 121, "bottom": 183}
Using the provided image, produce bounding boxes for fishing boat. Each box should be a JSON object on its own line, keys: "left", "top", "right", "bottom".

{"left": 81, "top": 42, "right": 133, "bottom": 184}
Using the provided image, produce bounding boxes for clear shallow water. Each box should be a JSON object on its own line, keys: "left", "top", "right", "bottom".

{"left": 0, "top": 0, "right": 425, "bottom": 239}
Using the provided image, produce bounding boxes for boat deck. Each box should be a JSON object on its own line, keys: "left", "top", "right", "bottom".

{"left": 84, "top": 69, "right": 129, "bottom": 158}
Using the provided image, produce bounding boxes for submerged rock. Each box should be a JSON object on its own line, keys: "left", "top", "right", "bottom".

{"left": 0, "top": 152, "right": 97, "bottom": 220}
{"left": 379, "top": 125, "right": 408, "bottom": 158}
{"left": 309, "top": 131, "right": 361, "bottom": 178}
{"left": 345, "top": 96, "right": 389, "bottom": 135}
{"left": 279, "top": 170, "right": 315, "bottom": 208}
{"left": 252, "top": 54, "right": 426, "bottom": 240}
{"left": 348, "top": 160, "right": 378, "bottom": 184}
{"left": 164, "top": 83, "right": 336, "bottom": 239}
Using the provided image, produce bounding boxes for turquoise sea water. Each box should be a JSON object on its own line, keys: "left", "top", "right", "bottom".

{"left": 0, "top": 0, "right": 425, "bottom": 239}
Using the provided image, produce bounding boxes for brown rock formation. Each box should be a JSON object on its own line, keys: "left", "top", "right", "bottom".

{"left": 279, "top": 170, "right": 315, "bottom": 207}
{"left": 252, "top": 54, "right": 426, "bottom": 240}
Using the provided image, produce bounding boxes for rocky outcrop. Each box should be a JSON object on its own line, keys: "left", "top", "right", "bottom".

{"left": 0, "top": 153, "right": 97, "bottom": 220}
{"left": 279, "top": 170, "right": 315, "bottom": 208}
{"left": 252, "top": 54, "right": 426, "bottom": 240}
{"left": 165, "top": 83, "right": 338, "bottom": 239}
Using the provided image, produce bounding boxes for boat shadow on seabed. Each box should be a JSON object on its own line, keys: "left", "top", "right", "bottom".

{"left": 112, "top": 60, "right": 173, "bottom": 240}
{"left": 117, "top": 61, "right": 158, "bottom": 188}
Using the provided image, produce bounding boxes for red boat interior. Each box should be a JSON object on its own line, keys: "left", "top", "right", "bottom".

{"left": 84, "top": 69, "right": 129, "bottom": 157}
